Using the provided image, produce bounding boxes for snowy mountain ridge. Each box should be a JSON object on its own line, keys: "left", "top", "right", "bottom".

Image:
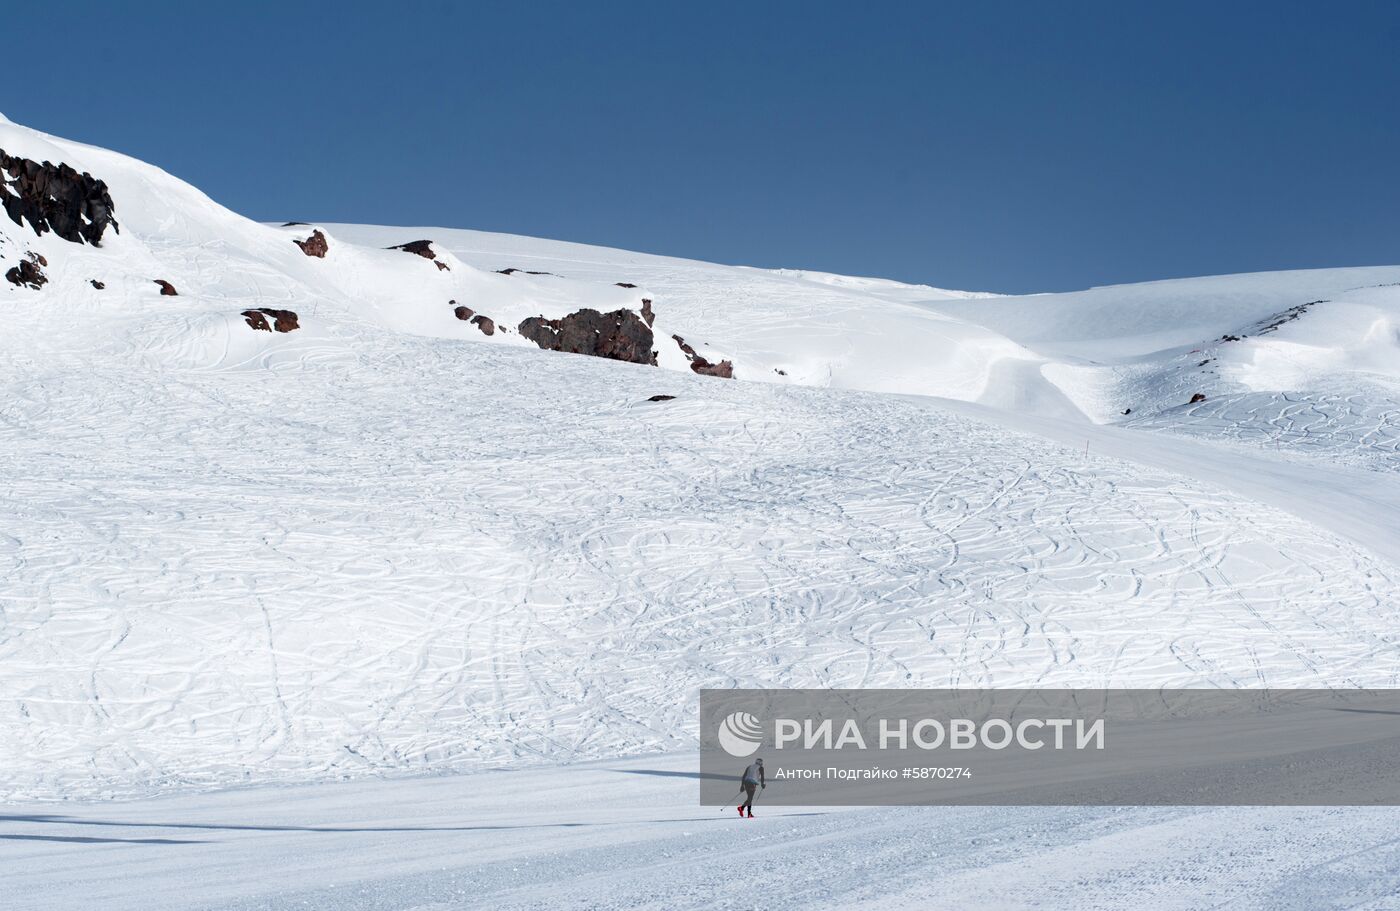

{"left": 5, "top": 111, "right": 1399, "bottom": 442}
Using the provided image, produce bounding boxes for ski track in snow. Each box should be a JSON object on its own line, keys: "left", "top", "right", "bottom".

{"left": 1124, "top": 389, "right": 1400, "bottom": 474}
{"left": 3, "top": 332, "right": 1400, "bottom": 799}
{"left": 6, "top": 756, "right": 1400, "bottom": 911}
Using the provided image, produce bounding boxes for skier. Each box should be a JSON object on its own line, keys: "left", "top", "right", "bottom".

{"left": 737, "top": 757, "right": 765, "bottom": 817}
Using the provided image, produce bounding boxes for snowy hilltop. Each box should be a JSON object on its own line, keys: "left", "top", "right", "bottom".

{"left": 3, "top": 113, "right": 1400, "bottom": 801}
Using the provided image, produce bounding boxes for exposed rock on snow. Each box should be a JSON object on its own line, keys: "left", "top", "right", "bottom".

{"left": 390, "top": 239, "right": 436, "bottom": 258}
{"left": 449, "top": 302, "right": 495, "bottom": 334}
{"left": 1189, "top": 393, "right": 1207, "bottom": 404}
{"left": 646, "top": 394, "right": 676, "bottom": 402}
{"left": 496, "top": 267, "right": 553, "bottom": 276}
{"left": 0, "top": 150, "right": 118, "bottom": 245}
{"left": 615, "top": 282, "right": 637, "bottom": 288}
{"left": 640, "top": 298, "right": 654, "bottom": 327}
{"left": 90, "top": 279, "right": 104, "bottom": 290}
{"left": 4, "top": 250, "right": 46, "bottom": 289}
{"left": 389, "top": 239, "right": 448, "bottom": 269}
{"left": 673, "top": 334, "right": 733, "bottom": 378}
{"left": 518, "top": 307, "right": 657, "bottom": 365}
{"left": 1255, "top": 301, "right": 1323, "bottom": 334}
{"left": 241, "top": 308, "right": 300, "bottom": 332}
{"left": 154, "top": 279, "right": 178, "bottom": 296}
{"left": 293, "top": 229, "right": 328, "bottom": 258}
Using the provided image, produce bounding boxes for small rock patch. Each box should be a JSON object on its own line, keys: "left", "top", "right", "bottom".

{"left": 673, "top": 335, "right": 734, "bottom": 378}
{"left": 293, "top": 229, "right": 329, "bottom": 258}
{"left": 390, "top": 240, "right": 448, "bottom": 270}
{"left": 4, "top": 251, "right": 47, "bottom": 289}
{"left": 241, "top": 308, "right": 300, "bottom": 333}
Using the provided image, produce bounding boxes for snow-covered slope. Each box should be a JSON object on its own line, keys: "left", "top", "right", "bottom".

{"left": 323, "top": 222, "right": 1089, "bottom": 416}
{"left": 321, "top": 222, "right": 1400, "bottom": 464}
{"left": 933, "top": 269, "right": 1400, "bottom": 470}
{"left": 2, "top": 113, "right": 1399, "bottom": 804}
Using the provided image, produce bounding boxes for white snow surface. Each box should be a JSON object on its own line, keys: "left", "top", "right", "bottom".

{"left": 3, "top": 115, "right": 1400, "bottom": 908}
{"left": 9, "top": 754, "right": 1400, "bottom": 911}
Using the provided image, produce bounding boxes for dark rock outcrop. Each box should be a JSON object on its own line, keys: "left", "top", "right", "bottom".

{"left": 293, "top": 229, "right": 328, "bottom": 258}
{"left": 689, "top": 358, "right": 733, "bottom": 379}
{"left": 5, "top": 251, "right": 47, "bottom": 289}
{"left": 615, "top": 282, "right": 637, "bottom": 289}
{"left": 1256, "top": 301, "right": 1324, "bottom": 335}
{"left": 673, "top": 335, "right": 734, "bottom": 378}
{"left": 389, "top": 239, "right": 448, "bottom": 269}
{"left": 647, "top": 394, "right": 676, "bottom": 402}
{"left": 90, "top": 279, "right": 105, "bottom": 290}
{"left": 449, "top": 302, "right": 495, "bottom": 335}
{"left": 496, "top": 267, "right": 554, "bottom": 276}
{"left": 0, "top": 150, "right": 118, "bottom": 246}
{"left": 391, "top": 239, "right": 435, "bottom": 258}
{"left": 154, "top": 279, "right": 178, "bottom": 296}
{"left": 1189, "top": 393, "right": 1207, "bottom": 404}
{"left": 518, "top": 307, "right": 657, "bottom": 365}
{"left": 241, "top": 308, "right": 300, "bottom": 333}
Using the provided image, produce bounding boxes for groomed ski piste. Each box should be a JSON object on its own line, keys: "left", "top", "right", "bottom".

{"left": 2, "top": 112, "right": 1399, "bottom": 909}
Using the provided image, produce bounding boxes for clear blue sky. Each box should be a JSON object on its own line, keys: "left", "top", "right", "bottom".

{"left": 12, "top": 1, "right": 1400, "bottom": 293}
